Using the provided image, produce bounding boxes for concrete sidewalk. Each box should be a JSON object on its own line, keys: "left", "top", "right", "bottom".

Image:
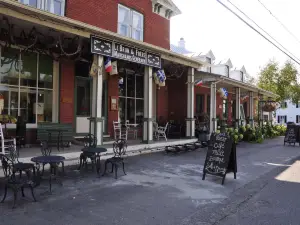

{"left": 0, "top": 136, "right": 297, "bottom": 225}
{"left": 16, "top": 138, "right": 198, "bottom": 166}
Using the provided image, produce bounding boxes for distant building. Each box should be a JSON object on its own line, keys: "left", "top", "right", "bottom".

{"left": 276, "top": 100, "right": 300, "bottom": 124}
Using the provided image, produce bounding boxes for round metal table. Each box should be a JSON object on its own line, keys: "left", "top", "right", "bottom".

{"left": 31, "top": 155, "right": 65, "bottom": 192}
{"left": 79, "top": 147, "right": 107, "bottom": 175}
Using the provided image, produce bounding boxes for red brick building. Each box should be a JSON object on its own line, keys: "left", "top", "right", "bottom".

{"left": 0, "top": 0, "right": 274, "bottom": 148}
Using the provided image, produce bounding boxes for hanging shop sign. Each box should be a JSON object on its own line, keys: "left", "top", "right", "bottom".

{"left": 91, "top": 36, "right": 161, "bottom": 68}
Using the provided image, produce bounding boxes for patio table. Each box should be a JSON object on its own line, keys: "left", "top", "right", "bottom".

{"left": 125, "top": 123, "right": 139, "bottom": 139}
{"left": 79, "top": 147, "right": 107, "bottom": 175}
{"left": 31, "top": 155, "right": 65, "bottom": 192}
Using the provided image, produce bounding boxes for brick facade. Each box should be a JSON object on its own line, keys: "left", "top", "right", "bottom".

{"left": 66, "top": 0, "right": 170, "bottom": 49}
{"left": 167, "top": 74, "right": 187, "bottom": 123}
{"left": 156, "top": 86, "right": 169, "bottom": 122}
{"left": 59, "top": 60, "right": 75, "bottom": 125}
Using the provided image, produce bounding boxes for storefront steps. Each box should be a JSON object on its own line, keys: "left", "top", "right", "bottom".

{"left": 16, "top": 138, "right": 199, "bottom": 166}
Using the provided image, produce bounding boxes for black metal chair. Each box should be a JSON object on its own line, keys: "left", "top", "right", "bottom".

{"left": 103, "top": 139, "right": 127, "bottom": 179}
{"left": 78, "top": 134, "right": 98, "bottom": 170}
{"left": 39, "top": 141, "right": 52, "bottom": 174}
{"left": 0, "top": 145, "right": 38, "bottom": 208}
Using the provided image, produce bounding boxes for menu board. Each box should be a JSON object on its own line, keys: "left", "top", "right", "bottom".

{"left": 202, "top": 132, "right": 236, "bottom": 185}
{"left": 284, "top": 125, "right": 297, "bottom": 145}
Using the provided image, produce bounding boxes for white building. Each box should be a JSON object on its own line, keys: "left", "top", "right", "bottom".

{"left": 276, "top": 100, "right": 300, "bottom": 124}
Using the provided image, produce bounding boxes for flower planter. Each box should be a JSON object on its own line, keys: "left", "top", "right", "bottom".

{"left": 261, "top": 101, "right": 279, "bottom": 112}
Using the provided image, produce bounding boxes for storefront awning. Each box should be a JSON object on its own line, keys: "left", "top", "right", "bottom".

{"left": 195, "top": 72, "right": 278, "bottom": 98}
{"left": 0, "top": 0, "right": 206, "bottom": 69}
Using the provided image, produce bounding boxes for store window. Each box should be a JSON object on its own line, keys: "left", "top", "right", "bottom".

{"left": 0, "top": 47, "right": 53, "bottom": 124}
{"left": 118, "top": 4, "right": 144, "bottom": 41}
{"left": 118, "top": 70, "right": 144, "bottom": 124}
{"left": 19, "top": 0, "right": 65, "bottom": 16}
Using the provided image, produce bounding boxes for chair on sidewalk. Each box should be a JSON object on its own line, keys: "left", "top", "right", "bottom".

{"left": 0, "top": 145, "right": 38, "bottom": 208}
{"left": 153, "top": 122, "right": 159, "bottom": 139}
{"left": 125, "top": 120, "right": 138, "bottom": 139}
{"left": 78, "top": 134, "right": 98, "bottom": 170}
{"left": 156, "top": 122, "right": 169, "bottom": 141}
{"left": 0, "top": 123, "right": 16, "bottom": 155}
{"left": 113, "top": 121, "right": 128, "bottom": 140}
{"left": 103, "top": 139, "right": 127, "bottom": 179}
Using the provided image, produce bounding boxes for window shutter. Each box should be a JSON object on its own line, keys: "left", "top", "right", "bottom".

{"left": 284, "top": 116, "right": 287, "bottom": 123}
{"left": 297, "top": 116, "right": 299, "bottom": 123}
{"left": 277, "top": 116, "right": 280, "bottom": 123}
{"left": 285, "top": 102, "right": 287, "bottom": 108}
{"left": 297, "top": 103, "right": 299, "bottom": 108}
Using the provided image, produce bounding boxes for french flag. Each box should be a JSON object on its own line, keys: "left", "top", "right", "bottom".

{"left": 195, "top": 79, "right": 203, "bottom": 87}
{"left": 105, "top": 57, "right": 112, "bottom": 73}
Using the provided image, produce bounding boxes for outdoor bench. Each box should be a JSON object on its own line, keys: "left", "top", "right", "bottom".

{"left": 37, "top": 123, "right": 74, "bottom": 150}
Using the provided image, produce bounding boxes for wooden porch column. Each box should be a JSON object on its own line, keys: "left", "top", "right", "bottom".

{"left": 259, "top": 94, "right": 264, "bottom": 126}
{"left": 90, "top": 55, "right": 104, "bottom": 146}
{"left": 249, "top": 91, "right": 254, "bottom": 127}
{"left": 210, "top": 82, "right": 217, "bottom": 133}
{"left": 143, "top": 66, "right": 153, "bottom": 143}
{"left": 235, "top": 87, "right": 241, "bottom": 128}
{"left": 186, "top": 67, "right": 195, "bottom": 138}
{"left": 268, "top": 97, "right": 273, "bottom": 124}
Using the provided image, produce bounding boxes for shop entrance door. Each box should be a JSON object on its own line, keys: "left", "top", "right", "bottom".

{"left": 75, "top": 77, "right": 91, "bottom": 135}
{"left": 75, "top": 77, "right": 108, "bottom": 135}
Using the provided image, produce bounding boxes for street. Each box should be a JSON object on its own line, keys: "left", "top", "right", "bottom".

{"left": 1, "top": 137, "right": 300, "bottom": 225}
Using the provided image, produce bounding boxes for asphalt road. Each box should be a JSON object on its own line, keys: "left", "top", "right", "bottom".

{"left": 181, "top": 154, "right": 300, "bottom": 225}
{"left": 1, "top": 137, "right": 300, "bottom": 225}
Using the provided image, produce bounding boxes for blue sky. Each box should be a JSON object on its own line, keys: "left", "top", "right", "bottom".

{"left": 170, "top": 0, "right": 300, "bottom": 77}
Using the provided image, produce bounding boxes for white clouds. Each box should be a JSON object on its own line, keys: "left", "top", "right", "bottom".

{"left": 170, "top": 0, "right": 300, "bottom": 77}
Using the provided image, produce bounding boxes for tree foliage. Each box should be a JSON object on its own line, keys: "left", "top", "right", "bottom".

{"left": 257, "top": 60, "right": 300, "bottom": 103}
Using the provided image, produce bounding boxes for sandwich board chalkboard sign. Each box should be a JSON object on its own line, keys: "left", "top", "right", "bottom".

{"left": 202, "top": 132, "right": 237, "bottom": 185}
{"left": 284, "top": 125, "right": 297, "bottom": 146}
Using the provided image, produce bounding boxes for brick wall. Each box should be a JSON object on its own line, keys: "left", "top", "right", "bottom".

{"left": 60, "top": 60, "right": 75, "bottom": 124}
{"left": 66, "top": 0, "right": 170, "bottom": 49}
{"left": 156, "top": 86, "right": 169, "bottom": 122}
{"left": 167, "top": 75, "right": 187, "bottom": 122}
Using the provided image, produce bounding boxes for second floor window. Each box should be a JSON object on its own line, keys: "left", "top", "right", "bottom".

{"left": 118, "top": 4, "right": 144, "bottom": 41}
{"left": 19, "top": 0, "right": 65, "bottom": 16}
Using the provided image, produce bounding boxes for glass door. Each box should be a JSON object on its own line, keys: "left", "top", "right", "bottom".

{"left": 75, "top": 77, "right": 91, "bottom": 134}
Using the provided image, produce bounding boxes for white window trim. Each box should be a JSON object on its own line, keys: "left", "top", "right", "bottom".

{"left": 118, "top": 4, "right": 144, "bottom": 41}
{"left": 0, "top": 44, "right": 55, "bottom": 125}
{"left": 19, "top": 0, "right": 65, "bottom": 16}
{"left": 118, "top": 74, "right": 144, "bottom": 124}
{"left": 278, "top": 115, "right": 286, "bottom": 124}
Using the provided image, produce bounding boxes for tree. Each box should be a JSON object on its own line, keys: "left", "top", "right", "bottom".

{"left": 257, "top": 60, "right": 300, "bottom": 103}
{"left": 244, "top": 73, "right": 257, "bottom": 85}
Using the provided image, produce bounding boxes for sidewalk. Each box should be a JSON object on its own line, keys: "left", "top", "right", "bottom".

{"left": 16, "top": 138, "right": 198, "bottom": 166}
{"left": 0, "top": 136, "right": 298, "bottom": 225}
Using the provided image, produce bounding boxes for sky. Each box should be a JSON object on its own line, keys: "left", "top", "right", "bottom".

{"left": 170, "top": 0, "right": 300, "bottom": 78}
